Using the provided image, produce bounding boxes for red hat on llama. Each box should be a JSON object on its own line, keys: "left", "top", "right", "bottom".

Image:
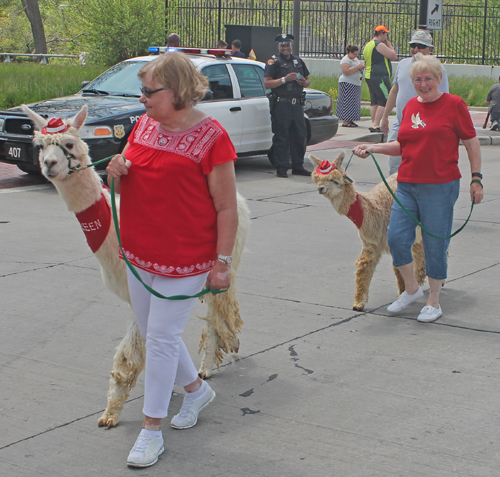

{"left": 41, "top": 118, "right": 69, "bottom": 135}
{"left": 316, "top": 160, "right": 335, "bottom": 175}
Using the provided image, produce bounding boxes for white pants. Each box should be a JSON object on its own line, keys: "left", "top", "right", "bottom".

{"left": 127, "top": 266, "right": 209, "bottom": 419}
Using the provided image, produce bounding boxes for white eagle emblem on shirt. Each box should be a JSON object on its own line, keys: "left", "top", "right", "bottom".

{"left": 411, "top": 112, "right": 426, "bottom": 129}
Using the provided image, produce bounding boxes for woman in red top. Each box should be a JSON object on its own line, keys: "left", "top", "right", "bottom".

{"left": 107, "top": 52, "right": 238, "bottom": 468}
{"left": 353, "top": 54, "right": 483, "bottom": 323}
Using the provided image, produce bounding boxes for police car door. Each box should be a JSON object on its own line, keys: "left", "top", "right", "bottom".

{"left": 199, "top": 64, "right": 242, "bottom": 152}
{"left": 229, "top": 63, "right": 272, "bottom": 153}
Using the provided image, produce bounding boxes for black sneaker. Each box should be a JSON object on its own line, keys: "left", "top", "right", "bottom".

{"left": 291, "top": 167, "right": 311, "bottom": 176}
{"left": 277, "top": 170, "right": 288, "bottom": 178}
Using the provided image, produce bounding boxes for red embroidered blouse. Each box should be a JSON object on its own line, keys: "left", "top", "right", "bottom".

{"left": 119, "top": 114, "right": 237, "bottom": 277}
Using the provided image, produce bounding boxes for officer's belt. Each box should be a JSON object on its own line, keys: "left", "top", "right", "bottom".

{"left": 276, "top": 97, "right": 301, "bottom": 104}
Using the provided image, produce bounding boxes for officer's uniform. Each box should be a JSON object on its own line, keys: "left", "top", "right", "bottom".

{"left": 264, "top": 34, "right": 310, "bottom": 176}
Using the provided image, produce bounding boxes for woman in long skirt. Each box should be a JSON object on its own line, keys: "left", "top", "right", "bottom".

{"left": 337, "top": 45, "right": 365, "bottom": 127}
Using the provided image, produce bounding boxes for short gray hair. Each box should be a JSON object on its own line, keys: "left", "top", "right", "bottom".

{"left": 410, "top": 53, "right": 444, "bottom": 80}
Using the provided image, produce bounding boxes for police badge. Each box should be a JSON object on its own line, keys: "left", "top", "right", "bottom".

{"left": 114, "top": 124, "right": 125, "bottom": 139}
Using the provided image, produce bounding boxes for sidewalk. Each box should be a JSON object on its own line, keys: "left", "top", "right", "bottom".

{"left": 1, "top": 111, "right": 499, "bottom": 476}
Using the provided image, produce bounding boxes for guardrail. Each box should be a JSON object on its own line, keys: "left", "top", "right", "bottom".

{"left": 0, "top": 53, "right": 87, "bottom": 65}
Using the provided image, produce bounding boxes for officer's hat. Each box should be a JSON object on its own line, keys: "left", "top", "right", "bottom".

{"left": 275, "top": 33, "right": 294, "bottom": 45}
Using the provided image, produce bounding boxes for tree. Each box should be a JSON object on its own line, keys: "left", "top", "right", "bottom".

{"left": 21, "top": 0, "right": 47, "bottom": 53}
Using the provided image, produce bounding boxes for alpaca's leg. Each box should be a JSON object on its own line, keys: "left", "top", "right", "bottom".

{"left": 353, "top": 246, "right": 382, "bottom": 311}
{"left": 393, "top": 266, "right": 406, "bottom": 295}
{"left": 412, "top": 240, "right": 426, "bottom": 287}
{"left": 198, "top": 280, "right": 242, "bottom": 378}
{"left": 98, "top": 320, "right": 145, "bottom": 428}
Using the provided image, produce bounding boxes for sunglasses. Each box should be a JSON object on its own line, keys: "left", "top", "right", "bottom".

{"left": 140, "top": 86, "right": 166, "bottom": 98}
{"left": 410, "top": 43, "right": 430, "bottom": 49}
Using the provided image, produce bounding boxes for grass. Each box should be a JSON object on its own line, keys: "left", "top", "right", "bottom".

{"left": 310, "top": 74, "right": 495, "bottom": 116}
{"left": 0, "top": 63, "right": 107, "bottom": 109}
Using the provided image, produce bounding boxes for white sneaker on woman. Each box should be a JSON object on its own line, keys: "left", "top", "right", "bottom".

{"left": 417, "top": 305, "right": 442, "bottom": 323}
{"left": 170, "top": 382, "right": 215, "bottom": 429}
{"left": 387, "top": 287, "right": 424, "bottom": 313}
{"left": 127, "top": 430, "right": 164, "bottom": 468}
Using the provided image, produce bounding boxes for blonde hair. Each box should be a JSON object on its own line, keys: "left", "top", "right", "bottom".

{"left": 138, "top": 52, "right": 208, "bottom": 110}
{"left": 410, "top": 53, "right": 444, "bottom": 81}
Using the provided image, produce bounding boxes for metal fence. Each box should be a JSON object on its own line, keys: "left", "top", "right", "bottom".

{"left": 165, "top": 0, "right": 500, "bottom": 64}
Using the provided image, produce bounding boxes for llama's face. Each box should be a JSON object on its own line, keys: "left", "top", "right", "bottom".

{"left": 21, "top": 104, "right": 89, "bottom": 181}
{"left": 310, "top": 152, "right": 350, "bottom": 198}
{"left": 312, "top": 168, "right": 348, "bottom": 197}
{"left": 34, "top": 129, "right": 89, "bottom": 180}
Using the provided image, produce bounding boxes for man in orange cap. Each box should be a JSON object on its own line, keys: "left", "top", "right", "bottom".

{"left": 362, "top": 25, "right": 397, "bottom": 133}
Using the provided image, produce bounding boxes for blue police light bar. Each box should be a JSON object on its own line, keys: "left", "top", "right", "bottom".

{"left": 148, "top": 46, "right": 232, "bottom": 57}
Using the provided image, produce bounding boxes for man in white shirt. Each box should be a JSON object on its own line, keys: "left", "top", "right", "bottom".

{"left": 381, "top": 29, "right": 449, "bottom": 175}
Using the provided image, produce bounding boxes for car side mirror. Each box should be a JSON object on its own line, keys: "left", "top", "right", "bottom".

{"left": 201, "top": 89, "right": 213, "bottom": 101}
{"left": 81, "top": 81, "right": 90, "bottom": 89}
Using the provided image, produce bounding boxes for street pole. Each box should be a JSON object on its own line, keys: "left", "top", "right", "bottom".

{"left": 419, "top": 0, "right": 428, "bottom": 29}
{"left": 292, "top": 0, "right": 300, "bottom": 56}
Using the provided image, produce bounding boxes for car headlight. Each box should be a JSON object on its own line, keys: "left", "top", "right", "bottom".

{"left": 0, "top": 118, "right": 4, "bottom": 132}
{"left": 80, "top": 125, "right": 113, "bottom": 139}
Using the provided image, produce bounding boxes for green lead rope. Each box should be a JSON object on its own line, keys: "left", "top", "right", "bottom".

{"left": 346, "top": 151, "right": 475, "bottom": 240}
{"left": 97, "top": 153, "right": 228, "bottom": 300}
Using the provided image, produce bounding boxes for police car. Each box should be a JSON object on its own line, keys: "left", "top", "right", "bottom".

{"left": 0, "top": 47, "right": 338, "bottom": 174}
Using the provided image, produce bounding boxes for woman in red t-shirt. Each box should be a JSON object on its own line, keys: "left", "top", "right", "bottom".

{"left": 107, "top": 52, "right": 238, "bottom": 468}
{"left": 353, "top": 54, "right": 483, "bottom": 324}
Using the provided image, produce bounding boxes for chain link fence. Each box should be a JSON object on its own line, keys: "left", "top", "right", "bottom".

{"left": 166, "top": 0, "right": 500, "bottom": 64}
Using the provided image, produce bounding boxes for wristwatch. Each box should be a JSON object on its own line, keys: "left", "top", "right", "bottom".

{"left": 471, "top": 172, "right": 483, "bottom": 179}
{"left": 217, "top": 254, "right": 232, "bottom": 266}
{"left": 281, "top": 77, "right": 286, "bottom": 84}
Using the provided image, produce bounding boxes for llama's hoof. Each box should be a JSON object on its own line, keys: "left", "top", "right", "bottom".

{"left": 352, "top": 304, "right": 365, "bottom": 311}
{"left": 229, "top": 338, "right": 240, "bottom": 354}
{"left": 198, "top": 368, "right": 213, "bottom": 380}
{"left": 98, "top": 411, "right": 119, "bottom": 428}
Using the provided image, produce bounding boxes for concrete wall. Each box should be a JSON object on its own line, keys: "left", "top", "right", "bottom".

{"left": 304, "top": 57, "right": 500, "bottom": 79}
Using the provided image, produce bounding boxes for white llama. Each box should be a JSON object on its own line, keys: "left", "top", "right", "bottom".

{"left": 21, "top": 104, "right": 251, "bottom": 428}
{"left": 310, "top": 152, "right": 426, "bottom": 311}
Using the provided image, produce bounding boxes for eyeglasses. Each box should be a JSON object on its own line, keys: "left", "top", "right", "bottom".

{"left": 140, "top": 86, "right": 166, "bottom": 98}
{"left": 413, "top": 76, "right": 437, "bottom": 84}
{"left": 410, "top": 43, "right": 430, "bottom": 49}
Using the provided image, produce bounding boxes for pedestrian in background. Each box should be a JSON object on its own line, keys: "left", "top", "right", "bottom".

{"left": 381, "top": 29, "right": 449, "bottom": 174}
{"left": 362, "top": 25, "right": 397, "bottom": 133}
{"left": 485, "top": 76, "right": 500, "bottom": 131}
{"left": 217, "top": 40, "right": 228, "bottom": 49}
{"left": 231, "top": 39, "right": 246, "bottom": 58}
{"left": 337, "top": 45, "right": 364, "bottom": 128}
{"left": 166, "top": 33, "right": 180, "bottom": 48}
{"left": 264, "top": 34, "right": 312, "bottom": 178}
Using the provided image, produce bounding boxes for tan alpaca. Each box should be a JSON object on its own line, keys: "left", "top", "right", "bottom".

{"left": 310, "top": 152, "right": 426, "bottom": 311}
{"left": 21, "top": 104, "right": 250, "bottom": 428}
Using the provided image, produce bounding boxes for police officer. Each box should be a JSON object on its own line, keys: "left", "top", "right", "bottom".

{"left": 264, "top": 34, "right": 311, "bottom": 178}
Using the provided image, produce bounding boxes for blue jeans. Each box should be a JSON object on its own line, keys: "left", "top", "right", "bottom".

{"left": 387, "top": 180, "right": 460, "bottom": 280}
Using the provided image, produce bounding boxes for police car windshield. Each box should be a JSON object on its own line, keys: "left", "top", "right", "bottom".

{"left": 82, "top": 60, "right": 144, "bottom": 97}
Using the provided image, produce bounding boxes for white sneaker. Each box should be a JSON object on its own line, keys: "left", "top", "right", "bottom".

{"left": 387, "top": 287, "right": 424, "bottom": 313}
{"left": 170, "top": 382, "right": 215, "bottom": 429}
{"left": 127, "top": 430, "right": 164, "bottom": 468}
{"left": 417, "top": 305, "right": 442, "bottom": 323}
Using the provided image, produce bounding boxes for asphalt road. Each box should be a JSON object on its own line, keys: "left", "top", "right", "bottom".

{"left": 1, "top": 127, "right": 499, "bottom": 476}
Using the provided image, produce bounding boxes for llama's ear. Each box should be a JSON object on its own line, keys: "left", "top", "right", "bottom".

{"left": 20, "top": 104, "right": 48, "bottom": 131}
{"left": 309, "top": 154, "right": 323, "bottom": 167}
{"left": 68, "top": 105, "right": 88, "bottom": 131}
{"left": 333, "top": 151, "right": 345, "bottom": 168}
